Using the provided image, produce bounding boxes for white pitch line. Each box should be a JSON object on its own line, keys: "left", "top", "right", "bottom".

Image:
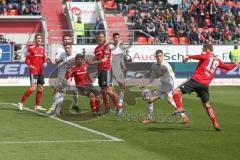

{"left": 0, "top": 139, "right": 115, "bottom": 145}
{"left": 0, "top": 103, "right": 124, "bottom": 142}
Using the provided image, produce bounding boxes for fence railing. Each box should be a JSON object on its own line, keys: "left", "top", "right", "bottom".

{"left": 48, "top": 29, "right": 154, "bottom": 44}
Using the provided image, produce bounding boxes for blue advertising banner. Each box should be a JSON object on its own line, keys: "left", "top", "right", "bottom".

{"left": 0, "top": 62, "right": 239, "bottom": 79}
{"left": 0, "top": 62, "right": 57, "bottom": 78}
{"left": 0, "top": 44, "right": 11, "bottom": 62}
{"left": 125, "top": 62, "right": 240, "bottom": 79}
{"left": 172, "top": 62, "right": 240, "bottom": 78}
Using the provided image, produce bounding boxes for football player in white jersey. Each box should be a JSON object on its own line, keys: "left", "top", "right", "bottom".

{"left": 47, "top": 38, "right": 79, "bottom": 115}
{"left": 140, "top": 50, "right": 189, "bottom": 124}
{"left": 110, "top": 32, "right": 129, "bottom": 109}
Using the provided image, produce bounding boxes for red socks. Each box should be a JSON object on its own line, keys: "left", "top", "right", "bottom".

{"left": 35, "top": 90, "right": 43, "bottom": 106}
{"left": 173, "top": 93, "right": 183, "bottom": 109}
{"left": 90, "top": 97, "right": 96, "bottom": 112}
{"left": 90, "top": 98, "right": 101, "bottom": 113}
{"left": 108, "top": 92, "right": 121, "bottom": 109}
{"left": 20, "top": 88, "right": 33, "bottom": 103}
{"left": 206, "top": 107, "right": 218, "bottom": 127}
{"left": 95, "top": 99, "right": 100, "bottom": 113}
{"left": 102, "top": 91, "right": 110, "bottom": 109}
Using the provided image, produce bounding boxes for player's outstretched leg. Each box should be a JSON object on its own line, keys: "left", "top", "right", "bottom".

{"left": 47, "top": 92, "right": 58, "bottom": 115}
{"left": 107, "top": 87, "right": 123, "bottom": 116}
{"left": 142, "top": 103, "right": 153, "bottom": 124}
{"left": 89, "top": 93, "right": 101, "bottom": 116}
{"left": 47, "top": 92, "right": 65, "bottom": 115}
{"left": 172, "top": 88, "right": 186, "bottom": 116}
{"left": 204, "top": 102, "right": 222, "bottom": 131}
{"left": 17, "top": 86, "right": 36, "bottom": 111}
{"left": 167, "top": 96, "right": 189, "bottom": 123}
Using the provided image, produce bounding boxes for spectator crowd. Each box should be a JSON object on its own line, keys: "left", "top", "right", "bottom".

{"left": 0, "top": 0, "right": 41, "bottom": 15}
{"left": 115, "top": 0, "right": 240, "bottom": 44}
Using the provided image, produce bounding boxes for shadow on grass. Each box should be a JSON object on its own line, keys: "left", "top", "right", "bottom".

{"left": 147, "top": 126, "right": 213, "bottom": 132}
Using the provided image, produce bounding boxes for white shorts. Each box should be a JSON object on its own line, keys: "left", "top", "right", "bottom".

{"left": 153, "top": 81, "right": 175, "bottom": 100}
{"left": 54, "top": 77, "right": 67, "bottom": 90}
{"left": 54, "top": 77, "right": 77, "bottom": 92}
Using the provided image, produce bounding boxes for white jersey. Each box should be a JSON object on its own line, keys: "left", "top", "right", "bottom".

{"left": 150, "top": 61, "right": 176, "bottom": 94}
{"left": 110, "top": 42, "right": 126, "bottom": 82}
{"left": 55, "top": 46, "right": 75, "bottom": 77}
{"left": 111, "top": 42, "right": 124, "bottom": 56}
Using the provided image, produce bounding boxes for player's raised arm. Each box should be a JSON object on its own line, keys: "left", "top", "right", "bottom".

{"left": 218, "top": 60, "right": 238, "bottom": 72}
{"left": 188, "top": 54, "right": 207, "bottom": 60}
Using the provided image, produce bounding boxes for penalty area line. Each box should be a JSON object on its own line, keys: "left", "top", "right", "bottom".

{"left": 0, "top": 103, "right": 124, "bottom": 142}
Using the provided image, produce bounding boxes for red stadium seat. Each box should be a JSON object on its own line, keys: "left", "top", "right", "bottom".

{"left": 128, "top": 9, "right": 135, "bottom": 18}
{"left": 136, "top": 36, "right": 147, "bottom": 44}
{"left": 148, "top": 37, "right": 153, "bottom": 44}
{"left": 3, "top": 11, "right": 8, "bottom": 16}
{"left": 228, "top": 1, "right": 234, "bottom": 9}
{"left": 179, "top": 37, "right": 189, "bottom": 44}
{"left": 208, "top": 28, "right": 215, "bottom": 33}
{"left": 9, "top": 9, "right": 19, "bottom": 16}
{"left": 170, "top": 37, "right": 179, "bottom": 44}
{"left": 167, "top": 28, "right": 175, "bottom": 37}
{"left": 238, "top": 1, "right": 240, "bottom": 8}
{"left": 104, "top": 0, "right": 117, "bottom": 9}
{"left": 198, "top": 28, "right": 205, "bottom": 33}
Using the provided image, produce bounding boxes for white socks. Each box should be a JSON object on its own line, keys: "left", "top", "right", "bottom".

{"left": 72, "top": 91, "right": 78, "bottom": 106}
{"left": 147, "top": 103, "right": 153, "bottom": 120}
{"left": 118, "top": 90, "right": 125, "bottom": 107}
{"left": 52, "top": 92, "right": 65, "bottom": 110}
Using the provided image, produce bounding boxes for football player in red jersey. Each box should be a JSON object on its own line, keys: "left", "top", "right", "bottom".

{"left": 91, "top": 32, "right": 123, "bottom": 115}
{"left": 66, "top": 54, "right": 101, "bottom": 116}
{"left": 17, "top": 34, "right": 47, "bottom": 111}
{"left": 172, "top": 43, "right": 239, "bottom": 131}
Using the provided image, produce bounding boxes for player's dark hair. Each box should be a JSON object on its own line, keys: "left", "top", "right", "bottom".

{"left": 35, "top": 33, "right": 41, "bottom": 39}
{"left": 63, "top": 34, "right": 71, "bottom": 39}
{"left": 202, "top": 43, "right": 207, "bottom": 51}
{"left": 155, "top": 50, "right": 163, "bottom": 55}
{"left": 97, "top": 32, "right": 105, "bottom": 37}
{"left": 205, "top": 43, "right": 213, "bottom": 52}
{"left": 64, "top": 42, "right": 72, "bottom": 47}
{"left": 75, "top": 53, "right": 85, "bottom": 59}
{"left": 113, "top": 32, "right": 120, "bottom": 38}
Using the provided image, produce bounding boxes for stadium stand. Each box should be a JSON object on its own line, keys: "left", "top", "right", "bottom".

{"left": 41, "top": 0, "right": 68, "bottom": 44}
{"left": 0, "top": 0, "right": 239, "bottom": 62}
{"left": 0, "top": 0, "right": 41, "bottom": 15}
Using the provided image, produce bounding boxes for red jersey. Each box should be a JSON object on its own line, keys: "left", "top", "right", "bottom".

{"left": 25, "top": 45, "right": 46, "bottom": 75}
{"left": 189, "top": 52, "right": 237, "bottom": 86}
{"left": 93, "top": 43, "right": 111, "bottom": 72}
{"left": 66, "top": 64, "right": 92, "bottom": 86}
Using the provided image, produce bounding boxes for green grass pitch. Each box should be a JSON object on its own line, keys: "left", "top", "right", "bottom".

{"left": 0, "top": 86, "right": 239, "bottom": 160}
